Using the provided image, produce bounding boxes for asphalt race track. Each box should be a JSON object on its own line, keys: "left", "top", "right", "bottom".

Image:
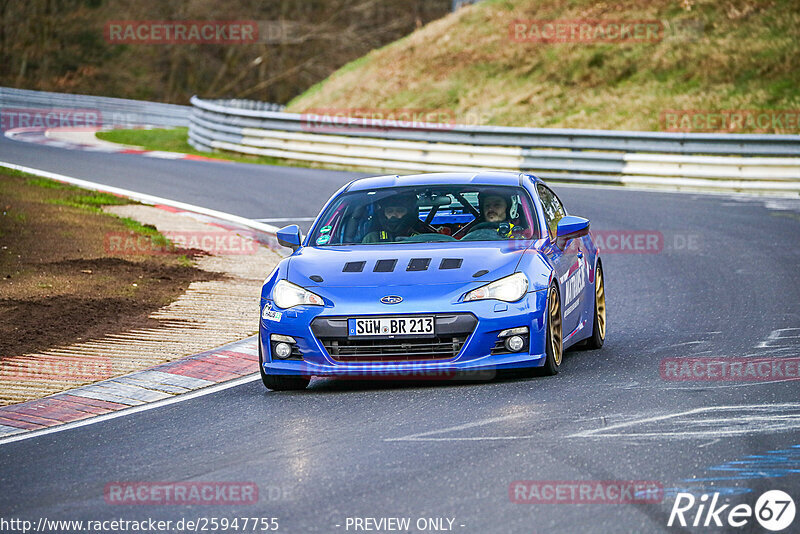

{"left": 0, "top": 135, "right": 365, "bottom": 231}
{"left": 1, "top": 134, "right": 799, "bottom": 533}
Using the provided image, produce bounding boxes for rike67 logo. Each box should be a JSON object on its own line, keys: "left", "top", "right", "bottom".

{"left": 669, "top": 490, "right": 795, "bottom": 531}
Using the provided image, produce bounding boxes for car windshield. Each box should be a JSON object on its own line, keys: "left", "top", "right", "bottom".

{"left": 309, "top": 185, "right": 539, "bottom": 246}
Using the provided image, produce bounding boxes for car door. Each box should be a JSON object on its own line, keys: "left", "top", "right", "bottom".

{"left": 536, "top": 184, "right": 584, "bottom": 338}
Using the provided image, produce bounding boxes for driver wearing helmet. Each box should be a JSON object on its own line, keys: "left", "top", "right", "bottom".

{"left": 362, "top": 193, "right": 419, "bottom": 243}
{"left": 469, "top": 190, "right": 517, "bottom": 238}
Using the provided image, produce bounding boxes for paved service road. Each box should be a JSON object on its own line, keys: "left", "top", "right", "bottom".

{"left": 1, "top": 135, "right": 799, "bottom": 533}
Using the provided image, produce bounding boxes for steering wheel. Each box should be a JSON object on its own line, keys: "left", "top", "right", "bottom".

{"left": 468, "top": 221, "right": 503, "bottom": 233}
{"left": 453, "top": 220, "right": 496, "bottom": 240}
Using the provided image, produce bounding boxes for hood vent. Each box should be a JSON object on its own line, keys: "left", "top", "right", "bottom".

{"left": 374, "top": 259, "right": 397, "bottom": 272}
{"left": 407, "top": 258, "right": 431, "bottom": 271}
{"left": 439, "top": 258, "right": 462, "bottom": 270}
{"left": 309, "top": 275, "right": 324, "bottom": 282}
{"left": 473, "top": 269, "right": 489, "bottom": 278}
{"left": 343, "top": 261, "right": 365, "bottom": 273}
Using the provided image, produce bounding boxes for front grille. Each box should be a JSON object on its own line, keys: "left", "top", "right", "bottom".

{"left": 321, "top": 336, "right": 467, "bottom": 362}
{"left": 491, "top": 338, "right": 506, "bottom": 355}
{"left": 311, "top": 313, "right": 477, "bottom": 364}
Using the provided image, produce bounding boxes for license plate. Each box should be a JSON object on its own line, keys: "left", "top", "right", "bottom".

{"left": 348, "top": 317, "right": 434, "bottom": 337}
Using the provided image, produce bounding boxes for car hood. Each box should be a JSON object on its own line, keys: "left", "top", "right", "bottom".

{"left": 286, "top": 241, "right": 535, "bottom": 287}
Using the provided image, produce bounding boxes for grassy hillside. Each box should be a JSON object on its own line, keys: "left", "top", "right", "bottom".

{"left": 287, "top": 0, "right": 800, "bottom": 132}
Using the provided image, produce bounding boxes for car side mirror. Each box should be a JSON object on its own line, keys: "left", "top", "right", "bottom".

{"left": 556, "top": 216, "right": 590, "bottom": 246}
{"left": 277, "top": 224, "right": 302, "bottom": 251}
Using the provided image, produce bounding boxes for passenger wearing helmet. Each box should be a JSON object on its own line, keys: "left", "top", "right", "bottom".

{"left": 361, "top": 193, "right": 419, "bottom": 243}
{"left": 468, "top": 190, "right": 517, "bottom": 238}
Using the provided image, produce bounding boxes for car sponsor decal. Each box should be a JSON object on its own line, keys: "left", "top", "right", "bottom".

{"left": 559, "top": 257, "right": 582, "bottom": 284}
{"left": 562, "top": 256, "right": 587, "bottom": 314}
{"left": 564, "top": 299, "right": 580, "bottom": 317}
{"left": 261, "top": 303, "right": 282, "bottom": 322}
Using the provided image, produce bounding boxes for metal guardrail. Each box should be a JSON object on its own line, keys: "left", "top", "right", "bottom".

{"left": 2, "top": 88, "right": 797, "bottom": 193}
{"left": 1, "top": 86, "right": 191, "bottom": 128}
{"left": 189, "top": 96, "right": 800, "bottom": 193}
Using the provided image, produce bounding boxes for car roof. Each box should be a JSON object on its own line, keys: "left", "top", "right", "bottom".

{"left": 346, "top": 171, "right": 540, "bottom": 192}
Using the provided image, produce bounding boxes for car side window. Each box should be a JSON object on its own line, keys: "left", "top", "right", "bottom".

{"left": 537, "top": 184, "right": 566, "bottom": 239}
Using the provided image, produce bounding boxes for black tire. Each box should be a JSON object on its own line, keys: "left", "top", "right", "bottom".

{"left": 540, "top": 282, "right": 563, "bottom": 376}
{"left": 258, "top": 342, "right": 310, "bottom": 391}
{"left": 584, "top": 262, "right": 606, "bottom": 350}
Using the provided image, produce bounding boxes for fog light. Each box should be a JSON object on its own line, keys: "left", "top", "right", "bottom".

{"left": 505, "top": 335, "right": 524, "bottom": 352}
{"left": 274, "top": 342, "right": 292, "bottom": 359}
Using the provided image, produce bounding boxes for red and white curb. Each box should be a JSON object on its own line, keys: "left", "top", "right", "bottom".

{"left": 4, "top": 126, "right": 231, "bottom": 163}
{"left": 0, "top": 336, "right": 259, "bottom": 441}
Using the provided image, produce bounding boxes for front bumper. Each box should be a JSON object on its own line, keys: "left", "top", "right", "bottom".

{"left": 259, "top": 289, "right": 548, "bottom": 378}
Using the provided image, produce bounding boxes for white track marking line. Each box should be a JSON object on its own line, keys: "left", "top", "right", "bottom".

{"left": 385, "top": 412, "right": 526, "bottom": 442}
{"left": 385, "top": 404, "right": 800, "bottom": 442}
{"left": 254, "top": 217, "right": 316, "bottom": 222}
{"left": 569, "top": 403, "right": 800, "bottom": 439}
{"left": 573, "top": 403, "right": 792, "bottom": 435}
{"left": 388, "top": 435, "right": 540, "bottom": 442}
{"left": 756, "top": 327, "right": 800, "bottom": 348}
{"left": 653, "top": 341, "right": 707, "bottom": 351}
{"left": 0, "top": 374, "right": 260, "bottom": 446}
{"left": 623, "top": 378, "right": 800, "bottom": 390}
{"left": 586, "top": 429, "right": 800, "bottom": 439}
{"left": 0, "top": 161, "right": 280, "bottom": 235}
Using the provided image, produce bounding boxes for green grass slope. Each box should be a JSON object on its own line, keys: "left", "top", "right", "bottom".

{"left": 287, "top": 0, "right": 800, "bottom": 132}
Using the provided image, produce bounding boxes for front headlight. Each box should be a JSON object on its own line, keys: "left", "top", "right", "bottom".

{"left": 272, "top": 279, "right": 324, "bottom": 309}
{"left": 464, "top": 272, "right": 528, "bottom": 303}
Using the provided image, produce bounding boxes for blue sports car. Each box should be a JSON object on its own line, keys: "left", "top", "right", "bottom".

{"left": 259, "top": 171, "right": 605, "bottom": 390}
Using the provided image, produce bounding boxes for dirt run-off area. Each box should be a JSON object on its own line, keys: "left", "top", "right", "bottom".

{"left": 0, "top": 170, "right": 282, "bottom": 405}
{"left": 0, "top": 171, "right": 220, "bottom": 358}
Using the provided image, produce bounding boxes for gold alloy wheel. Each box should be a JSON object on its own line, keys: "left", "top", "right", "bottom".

{"left": 549, "top": 286, "right": 563, "bottom": 366}
{"left": 596, "top": 266, "right": 606, "bottom": 340}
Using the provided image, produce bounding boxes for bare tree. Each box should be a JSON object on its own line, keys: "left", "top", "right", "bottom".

{"left": 1, "top": 0, "right": 451, "bottom": 104}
